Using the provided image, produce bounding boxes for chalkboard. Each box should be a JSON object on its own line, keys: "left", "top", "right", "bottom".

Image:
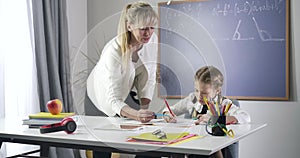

{"left": 158, "top": 0, "right": 289, "bottom": 100}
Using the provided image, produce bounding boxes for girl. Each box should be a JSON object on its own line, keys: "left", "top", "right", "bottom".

{"left": 163, "top": 66, "right": 251, "bottom": 158}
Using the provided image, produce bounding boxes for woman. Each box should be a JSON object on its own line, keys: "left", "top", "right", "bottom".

{"left": 87, "top": 1, "right": 158, "bottom": 124}
{"left": 87, "top": 2, "right": 160, "bottom": 158}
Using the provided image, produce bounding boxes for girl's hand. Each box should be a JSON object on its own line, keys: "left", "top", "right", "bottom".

{"left": 163, "top": 111, "right": 177, "bottom": 123}
{"left": 194, "top": 114, "right": 209, "bottom": 125}
{"left": 226, "top": 116, "right": 238, "bottom": 125}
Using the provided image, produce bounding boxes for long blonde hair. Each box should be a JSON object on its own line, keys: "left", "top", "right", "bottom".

{"left": 118, "top": 1, "right": 157, "bottom": 59}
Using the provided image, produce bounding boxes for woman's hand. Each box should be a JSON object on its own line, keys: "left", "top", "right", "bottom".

{"left": 163, "top": 111, "right": 177, "bottom": 123}
{"left": 137, "top": 109, "right": 155, "bottom": 123}
{"left": 120, "top": 106, "right": 155, "bottom": 123}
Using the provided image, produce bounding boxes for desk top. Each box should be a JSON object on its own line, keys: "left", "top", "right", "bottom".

{"left": 0, "top": 116, "right": 266, "bottom": 156}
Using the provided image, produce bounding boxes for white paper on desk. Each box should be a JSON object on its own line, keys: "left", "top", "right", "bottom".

{"left": 141, "top": 118, "right": 196, "bottom": 134}
{"left": 155, "top": 118, "right": 196, "bottom": 127}
{"left": 94, "top": 123, "right": 145, "bottom": 131}
{"left": 120, "top": 118, "right": 194, "bottom": 126}
{"left": 93, "top": 118, "right": 195, "bottom": 132}
{"left": 93, "top": 119, "right": 164, "bottom": 131}
{"left": 120, "top": 119, "right": 165, "bottom": 125}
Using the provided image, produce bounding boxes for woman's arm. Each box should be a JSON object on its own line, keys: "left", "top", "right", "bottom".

{"left": 140, "top": 98, "right": 150, "bottom": 109}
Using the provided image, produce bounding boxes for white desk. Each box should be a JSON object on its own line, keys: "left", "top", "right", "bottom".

{"left": 0, "top": 116, "right": 266, "bottom": 157}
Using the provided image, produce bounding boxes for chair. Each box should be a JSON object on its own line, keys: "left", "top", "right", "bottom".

{"left": 232, "top": 99, "right": 240, "bottom": 108}
{"left": 221, "top": 99, "right": 239, "bottom": 158}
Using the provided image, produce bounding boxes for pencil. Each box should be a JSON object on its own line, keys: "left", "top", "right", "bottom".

{"left": 164, "top": 98, "right": 175, "bottom": 117}
{"left": 154, "top": 113, "right": 170, "bottom": 117}
{"left": 216, "top": 100, "right": 220, "bottom": 116}
{"left": 203, "top": 96, "right": 215, "bottom": 116}
{"left": 221, "top": 104, "right": 226, "bottom": 115}
{"left": 224, "top": 103, "right": 232, "bottom": 115}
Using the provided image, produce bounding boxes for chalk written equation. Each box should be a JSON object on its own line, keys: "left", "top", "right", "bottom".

{"left": 161, "top": 0, "right": 286, "bottom": 42}
{"left": 212, "top": 0, "right": 285, "bottom": 16}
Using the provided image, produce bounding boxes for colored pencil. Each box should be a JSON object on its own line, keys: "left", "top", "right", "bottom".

{"left": 164, "top": 98, "right": 175, "bottom": 117}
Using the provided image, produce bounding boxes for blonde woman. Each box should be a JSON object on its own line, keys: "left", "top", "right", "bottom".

{"left": 87, "top": 1, "right": 158, "bottom": 123}
{"left": 87, "top": 2, "right": 159, "bottom": 158}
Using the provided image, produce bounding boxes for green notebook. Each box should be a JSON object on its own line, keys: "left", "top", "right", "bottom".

{"left": 29, "top": 112, "right": 75, "bottom": 119}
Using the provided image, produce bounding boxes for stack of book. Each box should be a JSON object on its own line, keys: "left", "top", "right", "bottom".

{"left": 22, "top": 112, "right": 75, "bottom": 128}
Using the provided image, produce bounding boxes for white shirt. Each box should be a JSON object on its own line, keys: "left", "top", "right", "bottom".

{"left": 164, "top": 92, "right": 251, "bottom": 124}
{"left": 87, "top": 33, "right": 158, "bottom": 116}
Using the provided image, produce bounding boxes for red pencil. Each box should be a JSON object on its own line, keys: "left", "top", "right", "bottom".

{"left": 222, "top": 105, "right": 226, "bottom": 116}
{"left": 164, "top": 98, "right": 175, "bottom": 117}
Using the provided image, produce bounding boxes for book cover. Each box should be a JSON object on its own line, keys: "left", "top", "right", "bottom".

{"left": 28, "top": 112, "right": 75, "bottom": 119}
{"left": 22, "top": 118, "right": 62, "bottom": 126}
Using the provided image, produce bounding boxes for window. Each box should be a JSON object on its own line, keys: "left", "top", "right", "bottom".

{"left": 0, "top": 0, "right": 40, "bottom": 156}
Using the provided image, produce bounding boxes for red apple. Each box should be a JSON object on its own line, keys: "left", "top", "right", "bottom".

{"left": 47, "top": 99, "right": 63, "bottom": 115}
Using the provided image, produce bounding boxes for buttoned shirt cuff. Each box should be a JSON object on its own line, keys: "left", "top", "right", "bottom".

{"left": 112, "top": 100, "right": 128, "bottom": 117}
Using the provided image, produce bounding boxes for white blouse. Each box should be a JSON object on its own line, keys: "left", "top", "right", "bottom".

{"left": 87, "top": 33, "right": 158, "bottom": 116}
{"left": 164, "top": 93, "right": 251, "bottom": 124}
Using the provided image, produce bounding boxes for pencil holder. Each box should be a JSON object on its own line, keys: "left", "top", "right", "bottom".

{"left": 206, "top": 116, "right": 226, "bottom": 136}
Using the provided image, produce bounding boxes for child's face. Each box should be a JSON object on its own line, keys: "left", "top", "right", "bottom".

{"left": 194, "top": 81, "right": 220, "bottom": 105}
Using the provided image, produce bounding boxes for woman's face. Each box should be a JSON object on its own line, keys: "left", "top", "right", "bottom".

{"left": 194, "top": 81, "right": 220, "bottom": 105}
{"left": 128, "top": 24, "right": 155, "bottom": 44}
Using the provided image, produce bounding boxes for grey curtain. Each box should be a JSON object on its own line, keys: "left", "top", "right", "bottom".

{"left": 32, "top": 0, "right": 73, "bottom": 112}
{"left": 31, "top": 0, "right": 78, "bottom": 158}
